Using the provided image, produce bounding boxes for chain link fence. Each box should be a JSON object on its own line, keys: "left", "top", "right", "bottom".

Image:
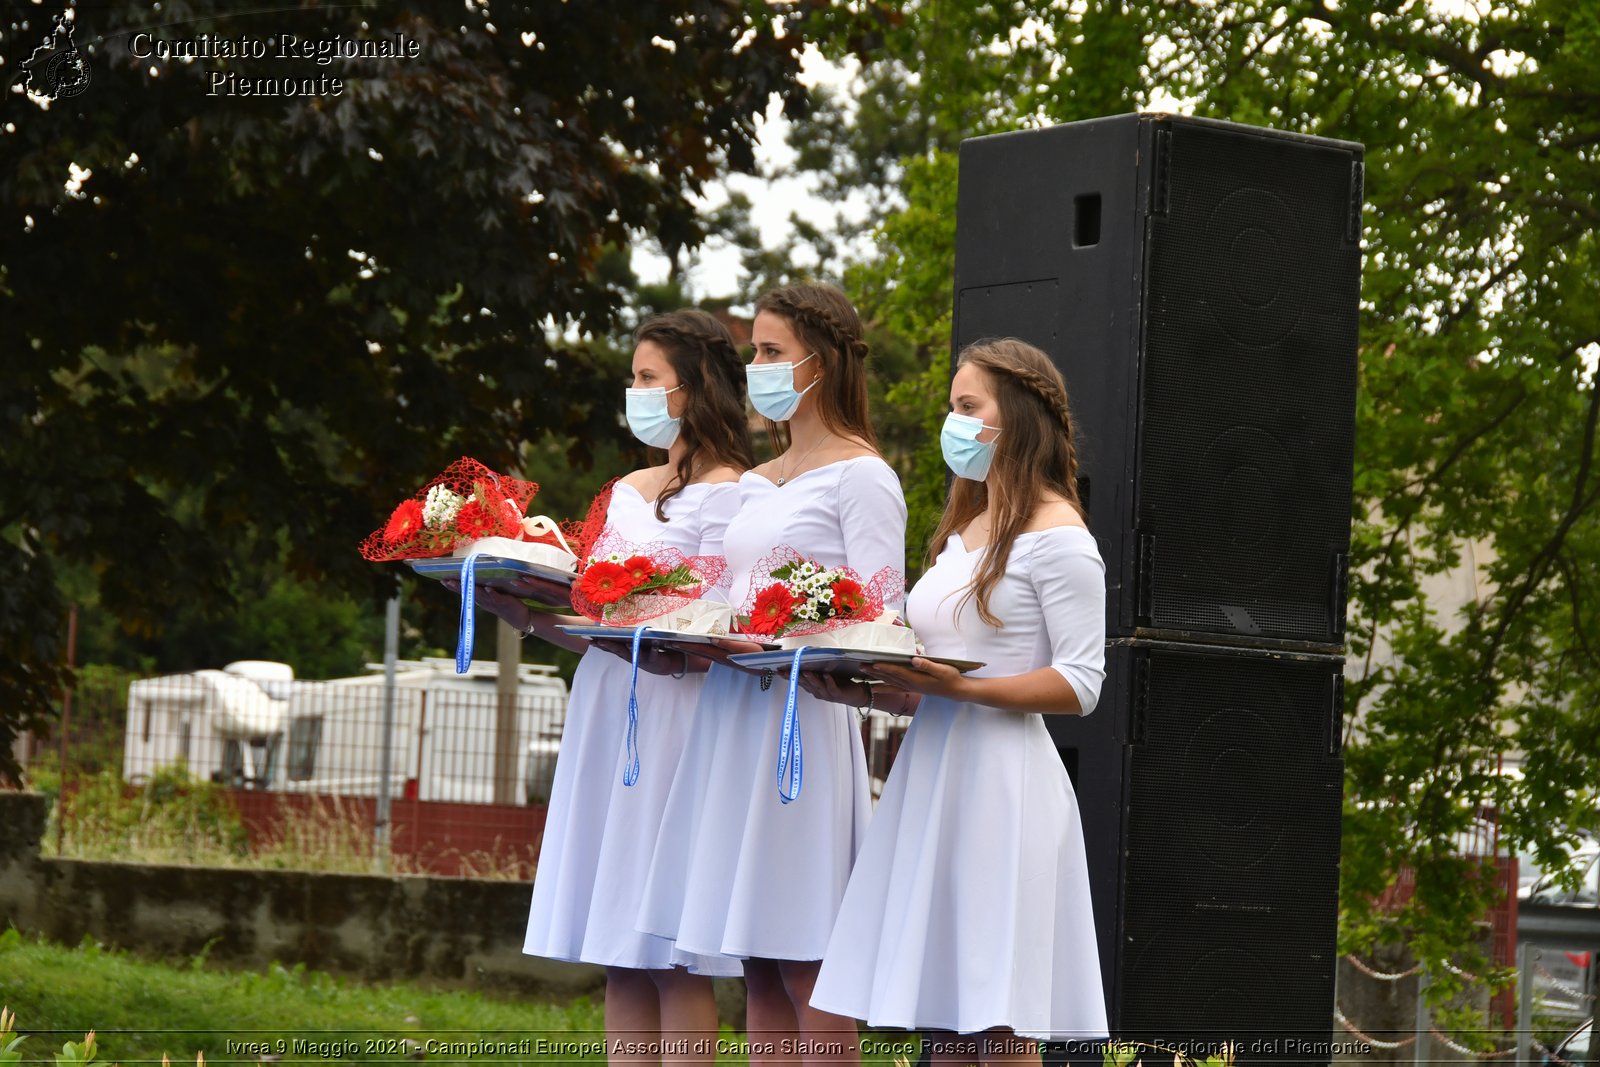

{"left": 20, "top": 658, "right": 913, "bottom": 878}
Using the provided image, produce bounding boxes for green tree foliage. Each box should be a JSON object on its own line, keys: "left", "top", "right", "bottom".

{"left": 0, "top": 0, "right": 819, "bottom": 780}
{"left": 805, "top": 0, "right": 1600, "bottom": 1012}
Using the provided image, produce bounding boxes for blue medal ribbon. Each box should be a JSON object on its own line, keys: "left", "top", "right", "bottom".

{"left": 623, "top": 624, "right": 649, "bottom": 787}
{"left": 455, "top": 552, "right": 481, "bottom": 674}
{"left": 777, "top": 645, "right": 819, "bottom": 804}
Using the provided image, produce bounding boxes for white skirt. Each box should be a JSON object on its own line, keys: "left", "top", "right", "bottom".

{"left": 809, "top": 698, "right": 1108, "bottom": 1041}
{"left": 637, "top": 663, "right": 871, "bottom": 961}
{"left": 524, "top": 649, "right": 739, "bottom": 975}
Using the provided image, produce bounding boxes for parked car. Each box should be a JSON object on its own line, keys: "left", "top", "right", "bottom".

{"left": 1541, "top": 1018, "right": 1590, "bottom": 1066}
{"left": 1519, "top": 829, "right": 1600, "bottom": 1025}
{"left": 1522, "top": 830, "right": 1600, "bottom": 906}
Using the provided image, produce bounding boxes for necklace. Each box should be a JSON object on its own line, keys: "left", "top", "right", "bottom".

{"left": 775, "top": 435, "right": 829, "bottom": 487}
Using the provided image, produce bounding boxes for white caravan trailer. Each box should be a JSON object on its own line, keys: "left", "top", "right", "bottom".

{"left": 278, "top": 658, "right": 567, "bottom": 804}
{"left": 123, "top": 662, "right": 292, "bottom": 786}
{"left": 122, "top": 658, "right": 568, "bottom": 806}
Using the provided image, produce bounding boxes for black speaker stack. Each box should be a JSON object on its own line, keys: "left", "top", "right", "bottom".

{"left": 951, "top": 114, "right": 1362, "bottom": 1065}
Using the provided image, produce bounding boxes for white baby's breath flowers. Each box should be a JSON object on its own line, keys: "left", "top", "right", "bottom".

{"left": 769, "top": 562, "right": 863, "bottom": 630}
{"left": 422, "top": 485, "right": 466, "bottom": 528}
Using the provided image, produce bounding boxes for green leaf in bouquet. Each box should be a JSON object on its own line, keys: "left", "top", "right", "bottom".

{"left": 637, "top": 563, "right": 698, "bottom": 593}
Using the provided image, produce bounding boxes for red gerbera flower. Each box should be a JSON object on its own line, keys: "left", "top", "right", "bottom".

{"left": 580, "top": 561, "right": 635, "bottom": 605}
{"left": 383, "top": 500, "right": 425, "bottom": 547}
{"left": 829, "top": 577, "right": 866, "bottom": 617}
{"left": 747, "top": 583, "right": 799, "bottom": 635}
{"left": 622, "top": 555, "right": 657, "bottom": 585}
{"left": 455, "top": 498, "right": 518, "bottom": 539}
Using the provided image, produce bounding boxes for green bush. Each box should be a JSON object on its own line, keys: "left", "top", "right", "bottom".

{"left": 52, "top": 761, "right": 249, "bottom": 863}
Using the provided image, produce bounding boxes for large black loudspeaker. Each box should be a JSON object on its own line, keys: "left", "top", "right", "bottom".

{"left": 1069, "top": 642, "right": 1345, "bottom": 1059}
{"left": 954, "top": 114, "right": 1363, "bottom": 645}
{"left": 952, "top": 114, "right": 1360, "bottom": 1063}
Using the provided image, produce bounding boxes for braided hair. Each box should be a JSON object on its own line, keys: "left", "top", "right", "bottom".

{"left": 753, "top": 284, "right": 877, "bottom": 450}
{"left": 634, "top": 310, "right": 756, "bottom": 521}
{"left": 927, "top": 338, "right": 1085, "bottom": 628}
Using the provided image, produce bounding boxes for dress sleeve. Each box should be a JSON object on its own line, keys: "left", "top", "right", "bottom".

{"left": 1026, "top": 529, "right": 1108, "bottom": 715}
{"left": 694, "top": 482, "right": 743, "bottom": 558}
{"left": 694, "top": 482, "right": 745, "bottom": 606}
{"left": 836, "top": 458, "right": 908, "bottom": 611}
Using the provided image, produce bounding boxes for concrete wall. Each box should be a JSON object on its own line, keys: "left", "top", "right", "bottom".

{"left": 0, "top": 790, "right": 598, "bottom": 995}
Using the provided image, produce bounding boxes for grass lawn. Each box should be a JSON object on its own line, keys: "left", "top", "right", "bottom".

{"left": 0, "top": 930, "right": 923, "bottom": 1065}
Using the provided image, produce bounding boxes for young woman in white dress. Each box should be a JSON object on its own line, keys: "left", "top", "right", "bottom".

{"left": 635, "top": 284, "right": 906, "bottom": 1066}
{"left": 804, "top": 338, "right": 1109, "bottom": 1066}
{"left": 465, "top": 310, "right": 753, "bottom": 1065}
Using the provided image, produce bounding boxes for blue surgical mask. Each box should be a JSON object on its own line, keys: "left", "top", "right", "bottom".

{"left": 746, "top": 352, "right": 819, "bottom": 422}
{"left": 941, "top": 412, "right": 1002, "bottom": 481}
{"left": 625, "top": 385, "right": 683, "bottom": 449}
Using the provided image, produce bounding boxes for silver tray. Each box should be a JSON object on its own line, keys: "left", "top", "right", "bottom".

{"left": 406, "top": 555, "right": 577, "bottom": 599}
{"left": 728, "top": 649, "right": 985, "bottom": 676}
{"left": 557, "top": 625, "right": 778, "bottom": 651}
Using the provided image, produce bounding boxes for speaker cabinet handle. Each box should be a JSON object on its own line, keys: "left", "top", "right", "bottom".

{"left": 1137, "top": 530, "right": 1156, "bottom": 624}
{"left": 1330, "top": 552, "right": 1349, "bottom": 640}
{"left": 1347, "top": 160, "right": 1365, "bottom": 245}
{"left": 1131, "top": 654, "right": 1151, "bottom": 744}
{"left": 1330, "top": 674, "right": 1345, "bottom": 756}
{"left": 1151, "top": 126, "right": 1172, "bottom": 217}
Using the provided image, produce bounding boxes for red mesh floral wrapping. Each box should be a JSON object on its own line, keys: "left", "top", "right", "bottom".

{"left": 569, "top": 531, "right": 730, "bottom": 626}
{"left": 359, "top": 457, "right": 540, "bottom": 562}
{"left": 734, "top": 547, "right": 904, "bottom": 638}
{"left": 561, "top": 480, "right": 618, "bottom": 562}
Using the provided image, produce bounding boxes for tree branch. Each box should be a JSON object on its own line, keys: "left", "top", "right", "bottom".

{"left": 1315, "top": 0, "right": 1502, "bottom": 94}
{"left": 1400, "top": 386, "right": 1528, "bottom": 492}
{"left": 1555, "top": 552, "right": 1600, "bottom": 672}
{"left": 1407, "top": 364, "right": 1600, "bottom": 846}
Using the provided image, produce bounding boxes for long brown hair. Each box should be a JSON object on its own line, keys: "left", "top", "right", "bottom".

{"left": 634, "top": 310, "right": 756, "bottom": 521}
{"left": 753, "top": 284, "right": 877, "bottom": 452}
{"left": 927, "top": 338, "right": 1085, "bottom": 628}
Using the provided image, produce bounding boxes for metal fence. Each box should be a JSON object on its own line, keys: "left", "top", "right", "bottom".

{"left": 27, "top": 659, "right": 913, "bottom": 877}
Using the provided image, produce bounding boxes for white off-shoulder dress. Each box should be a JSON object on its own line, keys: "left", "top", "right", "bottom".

{"left": 637, "top": 456, "right": 907, "bottom": 961}
{"left": 522, "top": 480, "right": 743, "bottom": 975}
{"left": 809, "top": 525, "right": 1110, "bottom": 1040}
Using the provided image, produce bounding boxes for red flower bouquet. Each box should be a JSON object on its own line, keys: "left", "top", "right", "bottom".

{"left": 359, "top": 457, "right": 543, "bottom": 562}
{"left": 570, "top": 532, "right": 730, "bottom": 631}
{"left": 735, "top": 548, "right": 909, "bottom": 650}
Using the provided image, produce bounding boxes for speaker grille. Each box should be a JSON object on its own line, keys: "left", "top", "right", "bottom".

{"left": 1118, "top": 648, "right": 1343, "bottom": 1042}
{"left": 1139, "top": 123, "right": 1360, "bottom": 641}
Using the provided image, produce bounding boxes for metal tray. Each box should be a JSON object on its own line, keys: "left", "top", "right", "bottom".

{"left": 406, "top": 555, "right": 577, "bottom": 599}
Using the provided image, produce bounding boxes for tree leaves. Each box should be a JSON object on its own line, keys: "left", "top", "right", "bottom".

{"left": 809, "top": 0, "right": 1600, "bottom": 1002}
{"left": 0, "top": 0, "right": 818, "bottom": 781}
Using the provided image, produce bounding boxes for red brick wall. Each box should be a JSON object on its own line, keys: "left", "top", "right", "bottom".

{"left": 229, "top": 790, "right": 546, "bottom": 879}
